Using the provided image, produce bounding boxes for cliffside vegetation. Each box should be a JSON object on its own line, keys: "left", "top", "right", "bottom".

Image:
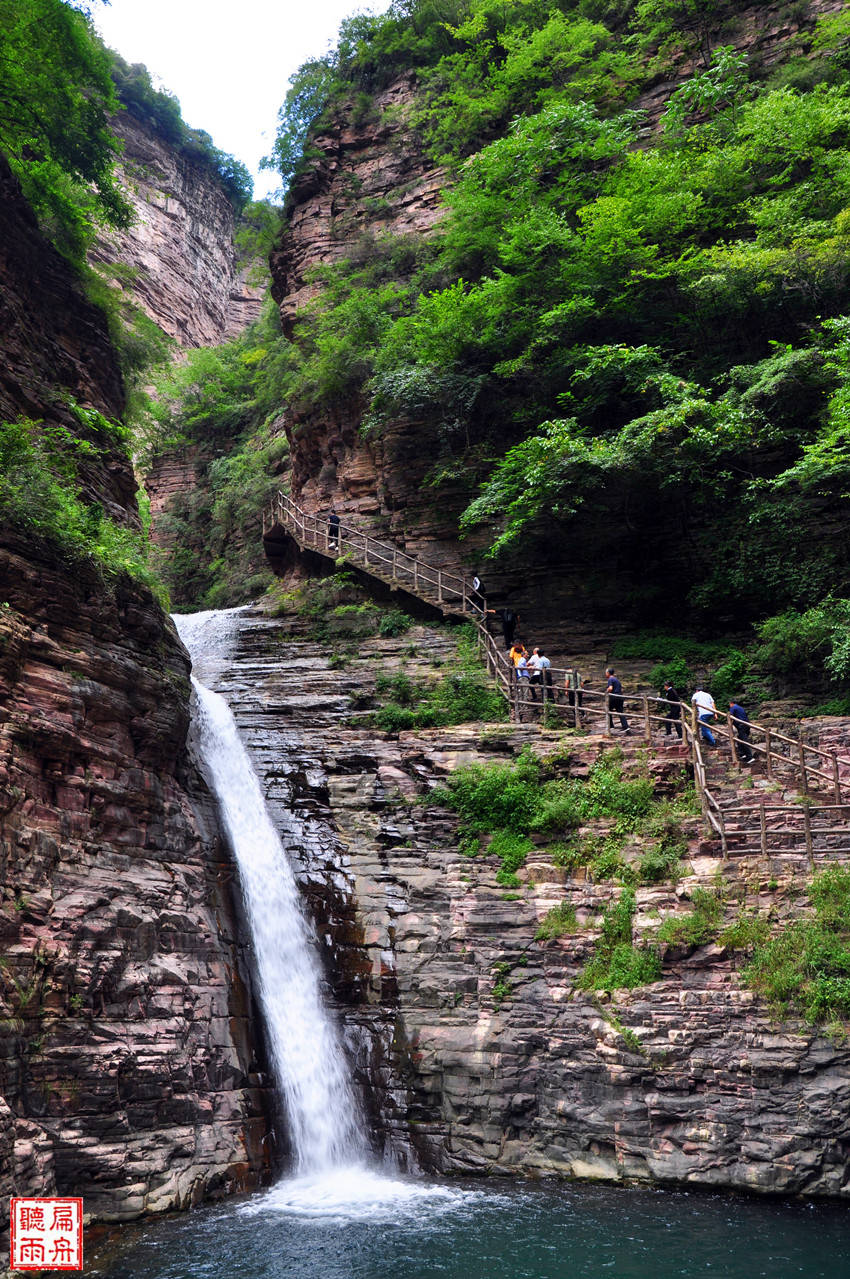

{"left": 0, "top": 1, "right": 261, "bottom": 603}
{"left": 109, "top": 53, "right": 253, "bottom": 212}
{"left": 0, "top": 0, "right": 133, "bottom": 262}
{"left": 243, "top": 0, "right": 850, "bottom": 703}
{"left": 0, "top": 0, "right": 253, "bottom": 264}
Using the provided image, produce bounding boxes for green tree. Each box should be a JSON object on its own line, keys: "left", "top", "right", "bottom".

{"left": 0, "top": 0, "right": 133, "bottom": 258}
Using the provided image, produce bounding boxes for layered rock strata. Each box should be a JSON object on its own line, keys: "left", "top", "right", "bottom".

{"left": 0, "top": 550, "right": 271, "bottom": 1219}
{"left": 270, "top": 73, "right": 446, "bottom": 338}
{"left": 91, "top": 112, "right": 262, "bottom": 348}
{"left": 0, "top": 160, "right": 272, "bottom": 1221}
{"left": 208, "top": 601, "right": 850, "bottom": 1196}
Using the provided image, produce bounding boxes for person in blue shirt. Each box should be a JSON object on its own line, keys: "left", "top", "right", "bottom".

{"left": 729, "top": 701, "right": 755, "bottom": 763}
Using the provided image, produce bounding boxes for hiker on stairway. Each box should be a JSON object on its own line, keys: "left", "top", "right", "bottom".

{"left": 328, "top": 508, "right": 340, "bottom": 551}
{"left": 729, "top": 700, "right": 756, "bottom": 763}
{"left": 605, "top": 668, "right": 631, "bottom": 734}
{"left": 692, "top": 685, "right": 718, "bottom": 747}
{"left": 661, "top": 681, "right": 683, "bottom": 740}
{"left": 515, "top": 651, "right": 531, "bottom": 705}
{"left": 527, "top": 647, "right": 544, "bottom": 701}
{"left": 488, "top": 605, "right": 520, "bottom": 649}
{"left": 509, "top": 641, "right": 529, "bottom": 676}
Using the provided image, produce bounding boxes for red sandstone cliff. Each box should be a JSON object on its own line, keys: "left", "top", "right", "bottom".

{"left": 92, "top": 112, "right": 263, "bottom": 349}
{"left": 0, "top": 157, "right": 271, "bottom": 1219}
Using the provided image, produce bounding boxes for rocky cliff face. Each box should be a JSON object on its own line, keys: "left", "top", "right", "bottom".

{"left": 0, "top": 156, "right": 131, "bottom": 522}
{"left": 0, "top": 159, "right": 271, "bottom": 1220}
{"left": 270, "top": 74, "right": 446, "bottom": 340}
{"left": 268, "top": 73, "right": 497, "bottom": 594}
{"left": 211, "top": 602, "right": 850, "bottom": 1197}
{"left": 267, "top": 0, "right": 850, "bottom": 628}
{"left": 92, "top": 112, "right": 262, "bottom": 349}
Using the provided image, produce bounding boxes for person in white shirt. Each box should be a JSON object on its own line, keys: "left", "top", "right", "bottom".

{"left": 691, "top": 686, "right": 718, "bottom": 746}
{"left": 527, "top": 647, "right": 543, "bottom": 701}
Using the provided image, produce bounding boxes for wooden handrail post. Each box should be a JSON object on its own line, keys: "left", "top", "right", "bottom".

{"left": 804, "top": 802, "right": 814, "bottom": 868}
{"left": 833, "top": 754, "right": 842, "bottom": 805}
{"left": 759, "top": 800, "right": 767, "bottom": 858}
{"left": 437, "top": 570, "right": 444, "bottom": 604}
{"left": 764, "top": 727, "right": 773, "bottom": 778}
{"left": 726, "top": 712, "right": 738, "bottom": 767}
{"left": 392, "top": 547, "right": 398, "bottom": 581}
{"left": 642, "top": 695, "right": 651, "bottom": 741}
{"left": 798, "top": 736, "right": 809, "bottom": 795}
{"left": 413, "top": 560, "right": 419, "bottom": 591}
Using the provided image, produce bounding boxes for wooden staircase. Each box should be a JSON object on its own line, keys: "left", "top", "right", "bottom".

{"left": 263, "top": 491, "right": 483, "bottom": 620}
{"left": 264, "top": 489, "right": 850, "bottom": 869}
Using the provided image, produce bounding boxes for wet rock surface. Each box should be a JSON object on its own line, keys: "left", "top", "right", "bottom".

{"left": 206, "top": 603, "right": 850, "bottom": 1197}
{"left": 0, "top": 550, "right": 273, "bottom": 1220}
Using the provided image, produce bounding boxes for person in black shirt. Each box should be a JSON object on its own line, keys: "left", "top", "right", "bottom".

{"left": 488, "top": 606, "right": 519, "bottom": 649}
{"left": 328, "top": 509, "right": 340, "bottom": 551}
{"left": 605, "top": 667, "right": 630, "bottom": 733}
{"left": 662, "top": 681, "right": 683, "bottom": 739}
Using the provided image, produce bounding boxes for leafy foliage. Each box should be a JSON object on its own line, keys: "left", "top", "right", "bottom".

{"left": 0, "top": 0, "right": 132, "bottom": 259}
{"left": 260, "top": 4, "right": 850, "bottom": 635}
{"left": 744, "top": 867, "right": 850, "bottom": 1024}
{"left": 0, "top": 418, "right": 163, "bottom": 601}
{"left": 137, "top": 301, "right": 290, "bottom": 607}
{"left": 656, "top": 886, "right": 724, "bottom": 948}
{"left": 536, "top": 901, "right": 579, "bottom": 940}
{"left": 578, "top": 887, "right": 662, "bottom": 990}
{"left": 372, "top": 626, "right": 509, "bottom": 730}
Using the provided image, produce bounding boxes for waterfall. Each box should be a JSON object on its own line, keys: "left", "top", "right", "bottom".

{"left": 174, "top": 611, "right": 364, "bottom": 1174}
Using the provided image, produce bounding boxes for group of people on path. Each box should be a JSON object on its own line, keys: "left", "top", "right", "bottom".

{"left": 487, "top": 606, "right": 757, "bottom": 759}
{"left": 507, "top": 640, "right": 554, "bottom": 702}
{"left": 661, "top": 682, "right": 755, "bottom": 763}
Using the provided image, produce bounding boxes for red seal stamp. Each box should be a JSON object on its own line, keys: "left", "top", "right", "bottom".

{"left": 10, "top": 1198, "right": 83, "bottom": 1271}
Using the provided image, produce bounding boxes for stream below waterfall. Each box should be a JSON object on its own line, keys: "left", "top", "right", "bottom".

{"left": 140, "top": 611, "right": 848, "bottom": 1279}
{"left": 91, "top": 1177, "right": 846, "bottom": 1278}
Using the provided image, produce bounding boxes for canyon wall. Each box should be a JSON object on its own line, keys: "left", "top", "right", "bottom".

{"left": 0, "top": 158, "right": 272, "bottom": 1221}
{"left": 92, "top": 112, "right": 262, "bottom": 349}
{"left": 268, "top": 73, "right": 471, "bottom": 571}
{"left": 267, "top": 0, "right": 849, "bottom": 630}
{"left": 213, "top": 602, "right": 850, "bottom": 1197}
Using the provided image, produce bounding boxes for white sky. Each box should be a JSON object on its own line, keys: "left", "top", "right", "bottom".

{"left": 93, "top": 0, "right": 391, "bottom": 201}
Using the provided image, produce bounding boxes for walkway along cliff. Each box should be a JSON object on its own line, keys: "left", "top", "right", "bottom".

{"left": 222, "top": 499, "right": 850, "bottom": 1195}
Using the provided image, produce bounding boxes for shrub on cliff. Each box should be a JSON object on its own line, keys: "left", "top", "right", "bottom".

{"left": 578, "top": 887, "right": 662, "bottom": 990}
{"left": 0, "top": 418, "right": 164, "bottom": 602}
{"left": 744, "top": 866, "right": 850, "bottom": 1026}
{"left": 0, "top": 0, "right": 133, "bottom": 261}
{"left": 372, "top": 626, "right": 508, "bottom": 730}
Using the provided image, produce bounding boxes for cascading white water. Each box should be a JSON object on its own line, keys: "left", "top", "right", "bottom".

{"left": 174, "top": 610, "right": 363, "bottom": 1174}
{"left": 173, "top": 609, "right": 474, "bottom": 1219}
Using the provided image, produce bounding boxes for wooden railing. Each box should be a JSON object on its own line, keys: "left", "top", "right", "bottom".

{"left": 265, "top": 490, "right": 850, "bottom": 857}
{"left": 264, "top": 492, "right": 486, "bottom": 619}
